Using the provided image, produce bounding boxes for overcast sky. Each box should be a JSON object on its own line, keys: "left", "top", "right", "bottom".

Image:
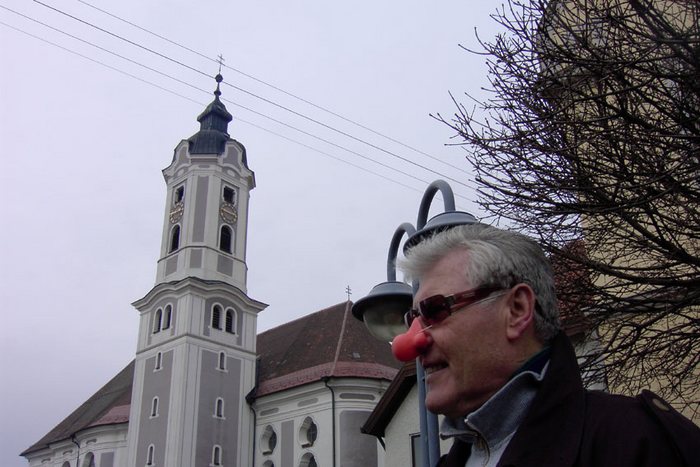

{"left": 0, "top": 1, "right": 502, "bottom": 465}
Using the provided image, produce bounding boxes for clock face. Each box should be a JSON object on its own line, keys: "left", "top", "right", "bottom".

{"left": 169, "top": 202, "right": 184, "bottom": 223}
{"left": 220, "top": 203, "right": 238, "bottom": 223}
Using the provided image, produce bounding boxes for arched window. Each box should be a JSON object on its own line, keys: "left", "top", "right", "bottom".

{"left": 299, "top": 452, "right": 317, "bottom": 467}
{"left": 174, "top": 185, "right": 185, "bottom": 204}
{"left": 299, "top": 416, "right": 318, "bottom": 448}
{"left": 81, "top": 453, "right": 95, "bottom": 467}
{"left": 214, "top": 397, "right": 224, "bottom": 418}
{"left": 225, "top": 308, "right": 235, "bottom": 334}
{"left": 212, "top": 445, "right": 222, "bottom": 466}
{"left": 217, "top": 351, "right": 226, "bottom": 371}
{"left": 222, "top": 185, "right": 235, "bottom": 204}
{"left": 212, "top": 305, "right": 222, "bottom": 330}
{"left": 62, "top": 462, "right": 71, "bottom": 467}
{"left": 262, "top": 461, "right": 275, "bottom": 467}
{"left": 146, "top": 445, "right": 155, "bottom": 466}
{"left": 155, "top": 351, "right": 162, "bottom": 371}
{"left": 169, "top": 225, "right": 180, "bottom": 252}
{"left": 153, "top": 309, "right": 162, "bottom": 334}
{"left": 219, "top": 225, "right": 232, "bottom": 253}
{"left": 163, "top": 305, "right": 172, "bottom": 330}
{"left": 151, "top": 397, "right": 159, "bottom": 417}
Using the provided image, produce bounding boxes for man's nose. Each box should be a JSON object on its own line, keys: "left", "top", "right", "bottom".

{"left": 391, "top": 318, "right": 431, "bottom": 362}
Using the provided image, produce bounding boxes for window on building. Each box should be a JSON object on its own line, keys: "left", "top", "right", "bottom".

{"left": 222, "top": 186, "right": 235, "bottom": 204}
{"left": 212, "top": 445, "right": 222, "bottom": 466}
{"left": 212, "top": 305, "right": 222, "bottom": 330}
{"left": 146, "top": 445, "right": 155, "bottom": 466}
{"left": 219, "top": 225, "right": 232, "bottom": 253}
{"left": 217, "top": 351, "right": 226, "bottom": 371}
{"left": 155, "top": 352, "right": 162, "bottom": 371}
{"left": 214, "top": 397, "right": 224, "bottom": 418}
{"left": 62, "top": 462, "right": 71, "bottom": 467}
{"left": 262, "top": 461, "right": 275, "bottom": 467}
{"left": 151, "top": 397, "right": 159, "bottom": 417}
{"left": 153, "top": 309, "right": 162, "bottom": 334}
{"left": 225, "top": 308, "right": 235, "bottom": 334}
{"left": 299, "top": 417, "right": 318, "bottom": 448}
{"left": 261, "top": 425, "right": 277, "bottom": 455}
{"left": 410, "top": 433, "right": 422, "bottom": 467}
{"left": 163, "top": 305, "right": 172, "bottom": 330}
{"left": 169, "top": 225, "right": 180, "bottom": 252}
{"left": 174, "top": 185, "right": 185, "bottom": 204}
{"left": 81, "top": 453, "right": 95, "bottom": 467}
{"left": 299, "top": 453, "right": 317, "bottom": 467}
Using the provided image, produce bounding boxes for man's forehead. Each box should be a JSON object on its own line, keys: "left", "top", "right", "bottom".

{"left": 414, "top": 250, "right": 474, "bottom": 302}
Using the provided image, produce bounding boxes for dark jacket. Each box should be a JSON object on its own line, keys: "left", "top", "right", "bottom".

{"left": 438, "top": 332, "right": 700, "bottom": 467}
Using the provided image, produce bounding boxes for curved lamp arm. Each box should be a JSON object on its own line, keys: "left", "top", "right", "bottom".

{"left": 416, "top": 180, "right": 456, "bottom": 229}
{"left": 387, "top": 223, "right": 416, "bottom": 281}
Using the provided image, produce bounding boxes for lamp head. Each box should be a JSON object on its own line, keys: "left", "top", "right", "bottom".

{"left": 403, "top": 211, "right": 479, "bottom": 253}
{"left": 351, "top": 281, "right": 413, "bottom": 342}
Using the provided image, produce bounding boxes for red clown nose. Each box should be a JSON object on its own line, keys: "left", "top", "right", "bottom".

{"left": 391, "top": 318, "right": 430, "bottom": 362}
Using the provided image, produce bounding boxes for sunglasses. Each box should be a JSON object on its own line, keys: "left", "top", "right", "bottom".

{"left": 404, "top": 285, "right": 506, "bottom": 327}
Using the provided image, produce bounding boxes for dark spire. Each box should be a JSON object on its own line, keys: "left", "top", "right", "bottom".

{"left": 188, "top": 74, "right": 233, "bottom": 155}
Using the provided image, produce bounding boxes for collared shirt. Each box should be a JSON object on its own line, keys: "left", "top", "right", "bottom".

{"left": 440, "top": 353, "right": 549, "bottom": 467}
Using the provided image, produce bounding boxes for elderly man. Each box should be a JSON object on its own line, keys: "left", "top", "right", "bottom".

{"left": 399, "top": 223, "right": 699, "bottom": 467}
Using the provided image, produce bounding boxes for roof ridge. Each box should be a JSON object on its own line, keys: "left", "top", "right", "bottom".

{"left": 330, "top": 300, "right": 352, "bottom": 375}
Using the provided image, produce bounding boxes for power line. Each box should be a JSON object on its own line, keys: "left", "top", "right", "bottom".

{"left": 31, "top": 0, "right": 478, "bottom": 193}
{"left": 0, "top": 19, "right": 465, "bottom": 202}
{"left": 0, "top": 4, "right": 450, "bottom": 196}
{"left": 75, "top": 0, "right": 473, "bottom": 178}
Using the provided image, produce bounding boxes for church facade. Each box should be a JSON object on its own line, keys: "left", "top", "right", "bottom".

{"left": 21, "top": 76, "right": 400, "bottom": 467}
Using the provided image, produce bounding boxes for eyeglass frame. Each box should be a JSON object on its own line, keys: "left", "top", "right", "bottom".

{"left": 403, "top": 284, "right": 509, "bottom": 327}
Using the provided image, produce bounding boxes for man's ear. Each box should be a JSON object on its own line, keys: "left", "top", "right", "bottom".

{"left": 505, "top": 284, "right": 537, "bottom": 341}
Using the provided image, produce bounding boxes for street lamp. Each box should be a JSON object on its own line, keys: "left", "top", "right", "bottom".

{"left": 352, "top": 180, "right": 479, "bottom": 467}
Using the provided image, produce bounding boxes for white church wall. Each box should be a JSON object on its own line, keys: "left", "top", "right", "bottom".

{"left": 25, "top": 424, "right": 128, "bottom": 467}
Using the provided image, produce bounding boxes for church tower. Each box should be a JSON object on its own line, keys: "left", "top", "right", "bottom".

{"left": 125, "top": 75, "right": 267, "bottom": 467}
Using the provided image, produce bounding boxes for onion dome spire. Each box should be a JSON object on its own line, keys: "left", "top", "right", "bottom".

{"left": 188, "top": 74, "right": 233, "bottom": 155}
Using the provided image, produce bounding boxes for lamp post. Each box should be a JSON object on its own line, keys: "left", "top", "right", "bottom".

{"left": 352, "top": 180, "right": 478, "bottom": 467}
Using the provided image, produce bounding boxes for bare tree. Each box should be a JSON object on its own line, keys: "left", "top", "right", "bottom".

{"left": 438, "top": 0, "right": 699, "bottom": 415}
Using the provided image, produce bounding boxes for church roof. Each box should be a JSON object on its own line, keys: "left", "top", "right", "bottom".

{"left": 253, "top": 301, "right": 401, "bottom": 398}
{"left": 22, "top": 301, "right": 399, "bottom": 456}
{"left": 187, "top": 74, "right": 234, "bottom": 155}
{"left": 21, "top": 361, "right": 134, "bottom": 456}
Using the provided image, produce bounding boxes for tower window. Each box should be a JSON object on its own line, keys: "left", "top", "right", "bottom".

{"left": 163, "top": 305, "right": 172, "bottom": 330}
{"left": 225, "top": 308, "right": 235, "bottom": 334}
{"left": 212, "top": 305, "right": 222, "bottom": 330}
{"left": 174, "top": 185, "right": 185, "bottom": 204}
{"left": 214, "top": 397, "right": 225, "bottom": 418}
{"left": 222, "top": 186, "right": 235, "bottom": 204}
{"left": 153, "top": 309, "right": 163, "bottom": 334}
{"left": 146, "top": 445, "right": 155, "bottom": 466}
{"left": 219, "top": 225, "right": 232, "bottom": 253}
{"left": 212, "top": 445, "right": 222, "bottom": 466}
{"left": 169, "top": 225, "right": 181, "bottom": 252}
{"left": 155, "top": 352, "right": 162, "bottom": 371}
{"left": 217, "top": 351, "right": 226, "bottom": 371}
{"left": 151, "top": 397, "right": 159, "bottom": 417}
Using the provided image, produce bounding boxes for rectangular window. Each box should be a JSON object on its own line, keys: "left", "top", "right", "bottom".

{"left": 222, "top": 186, "right": 235, "bottom": 204}
{"left": 410, "top": 433, "right": 423, "bottom": 467}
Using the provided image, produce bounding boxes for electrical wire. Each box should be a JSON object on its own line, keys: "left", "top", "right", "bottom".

{"left": 0, "top": 19, "right": 460, "bottom": 201}
{"left": 75, "top": 0, "right": 474, "bottom": 177}
{"left": 31, "top": 0, "right": 478, "bottom": 193}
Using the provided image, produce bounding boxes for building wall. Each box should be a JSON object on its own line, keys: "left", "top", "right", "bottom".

{"left": 24, "top": 424, "right": 128, "bottom": 467}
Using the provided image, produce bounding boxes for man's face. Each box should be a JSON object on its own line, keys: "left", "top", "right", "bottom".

{"left": 415, "top": 249, "right": 513, "bottom": 418}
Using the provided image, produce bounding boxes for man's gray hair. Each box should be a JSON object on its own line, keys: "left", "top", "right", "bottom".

{"left": 399, "top": 223, "right": 561, "bottom": 342}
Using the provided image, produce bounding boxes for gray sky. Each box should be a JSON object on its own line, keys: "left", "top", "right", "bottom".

{"left": 0, "top": 1, "right": 501, "bottom": 465}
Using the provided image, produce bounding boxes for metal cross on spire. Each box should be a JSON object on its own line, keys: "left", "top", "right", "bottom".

{"left": 346, "top": 285, "right": 352, "bottom": 301}
{"left": 217, "top": 54, "right": 225, "bottom": 74}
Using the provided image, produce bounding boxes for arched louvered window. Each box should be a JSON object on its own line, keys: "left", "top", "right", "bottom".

{"left": 219, "top": 225, "right": 232, "bottom": 253}
{"left": 163, "top": 305, "right": 172, "bottom": 330}
{"left": 169, "top": 225, "right": 180, "bottom": 252}
{"left": 153, "top": 309, "right": 162, "bottom": 334}
{"left": 212, "top": 305, "right": 222, "bottom": 330}
{"left": 225, "top": 308, "right": 235, "bottom": 334}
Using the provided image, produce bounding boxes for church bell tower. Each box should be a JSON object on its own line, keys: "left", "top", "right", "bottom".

{"left": 126, "top": 74, "right": 267, "bottom": 467}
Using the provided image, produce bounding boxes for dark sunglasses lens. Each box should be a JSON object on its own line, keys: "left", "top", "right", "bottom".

{"left": 420, "top": 295, "right": 450, "bottom": 324}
